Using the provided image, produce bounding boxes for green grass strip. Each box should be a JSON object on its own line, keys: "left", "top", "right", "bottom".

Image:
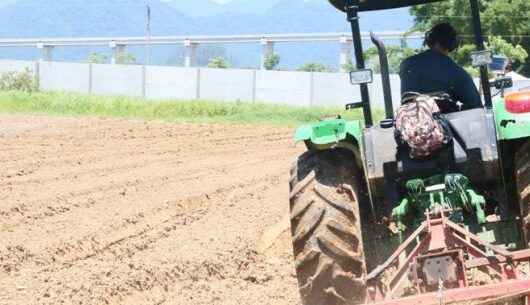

{"left": 0, "top": 90, "right": 378, "bottom": 126}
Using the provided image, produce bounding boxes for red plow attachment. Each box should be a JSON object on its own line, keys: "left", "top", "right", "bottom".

{"left": 364, "top": 212, "right": 530, "bottom": 305}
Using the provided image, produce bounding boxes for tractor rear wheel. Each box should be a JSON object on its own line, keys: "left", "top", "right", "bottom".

{"left": 516, "top": 140, "right": 530, "bottom": 246}
{"left": 289, "top": 149, "right": 367, "bottom": 305}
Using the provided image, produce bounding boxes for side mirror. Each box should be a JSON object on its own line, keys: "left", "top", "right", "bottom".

{"left": 471, "top": 50, "right": 492, "bottom": 68}
{"left": 349, "top": 69, "right": 373, "bottom": 85}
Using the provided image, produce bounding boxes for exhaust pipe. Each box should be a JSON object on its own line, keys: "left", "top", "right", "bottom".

{"left": 370, "top": 32, "right": 394, "bottom": 120}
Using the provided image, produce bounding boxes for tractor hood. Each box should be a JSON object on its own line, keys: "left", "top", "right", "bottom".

{"left": 329, "top": 0, "right": 446, "bottom": 12}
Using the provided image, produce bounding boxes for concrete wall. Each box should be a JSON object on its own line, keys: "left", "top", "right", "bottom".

{"left": 199, "top": 68, "right": 255, "bottom": 102}
{"left": 256, "top": 70, "right": 312, "bottom": 106}
{"left": 145, "top": 66, "right": 198, "bottom": 100}
{"left": 92, "top": 64, "right": 144, "bottom": 97}
{"left": 39, "top": 61, "right": 91, "bottom": 93}
{"left": 313, "top": 72, "right": 360, "bottom": 107}
{"left": 0, "top": 59, "right": 437, "bottom": 109}
{"left": 369, "top": 74, "right": 403, "bottom": 110}
{"left": 2, "top": 59, "right": 528, "bottom": 110}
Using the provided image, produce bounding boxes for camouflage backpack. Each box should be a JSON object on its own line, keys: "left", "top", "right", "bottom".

{"left": 395, "top": 93, "right": 451, "bottom": 159}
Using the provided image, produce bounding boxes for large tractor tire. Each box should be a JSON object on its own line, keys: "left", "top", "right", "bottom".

{"left": 289, "top": 149, "right": 367, "bottom": 305}
{"left": 516, "top": 140, "right": 530, "bottom": 246}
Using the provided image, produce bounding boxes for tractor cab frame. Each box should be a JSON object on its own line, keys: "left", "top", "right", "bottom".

{"left": 335, "top": 0, "right": 493, "bottom": 127}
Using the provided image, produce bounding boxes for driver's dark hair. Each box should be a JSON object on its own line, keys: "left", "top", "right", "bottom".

{"left": 424, "top": 23, "right": 459, "bottom": 52}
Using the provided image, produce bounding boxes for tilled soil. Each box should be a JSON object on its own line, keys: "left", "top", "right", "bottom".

{"left": 0, "top": 115, "right": 303, "bottom": 305}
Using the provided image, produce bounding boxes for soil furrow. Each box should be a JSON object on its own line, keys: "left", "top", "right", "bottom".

{"left": 0, "top": 115, "right": 302, "bottom": 305}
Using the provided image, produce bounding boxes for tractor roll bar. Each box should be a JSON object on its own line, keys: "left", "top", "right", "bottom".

{"left": 347, "top": 0, "right": 374, "bottom": 127}
{"left": 469, "top": 0, "right": 493, "bottom": 108}
{"left": 344, "top": 0, "right": 493, "bottom": 123}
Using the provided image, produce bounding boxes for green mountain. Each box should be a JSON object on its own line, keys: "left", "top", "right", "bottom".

{"left": 0, "top": 0, "right": 195, "bottom": 38}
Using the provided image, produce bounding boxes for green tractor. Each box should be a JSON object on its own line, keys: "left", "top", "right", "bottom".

{"left": 288, "top": 1, "right": 530, "bottom": 305}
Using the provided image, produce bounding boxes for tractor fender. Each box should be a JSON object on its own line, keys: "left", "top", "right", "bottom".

{"left": 494, "top": 92, "right": 530, "bottom": 141}
{"left": 294, "top": 118, "right": 364, "bottom": 167}
{"left": 294, "top": 118, "right": 363, "bottom": 147}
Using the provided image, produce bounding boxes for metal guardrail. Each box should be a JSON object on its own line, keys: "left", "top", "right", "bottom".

{"left": 0, "top": 31, "right": 424, "bottom": 68}
{"left": 0, "top": 31, "right": 422, "bottom": 47}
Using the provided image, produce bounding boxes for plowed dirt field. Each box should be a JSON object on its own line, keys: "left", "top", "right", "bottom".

{"left": 0, "top": 115, "right": 303, "bottom": 305}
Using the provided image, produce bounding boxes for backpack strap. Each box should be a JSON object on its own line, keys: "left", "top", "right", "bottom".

{"left": 401, "top": 91, "right": 422, "bottom": 105}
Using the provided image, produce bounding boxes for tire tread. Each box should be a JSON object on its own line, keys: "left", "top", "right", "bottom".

{"left": 290, "top": 150, "right": 366, "bottom": 305}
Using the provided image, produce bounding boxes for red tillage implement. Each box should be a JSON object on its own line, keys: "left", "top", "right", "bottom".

{"left": 365, "top": 211, "right": 530, "bottom": 305}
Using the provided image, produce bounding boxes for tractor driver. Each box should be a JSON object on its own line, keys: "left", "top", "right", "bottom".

{"left": 399, "top": 23, "right": 482, "bottom": 110}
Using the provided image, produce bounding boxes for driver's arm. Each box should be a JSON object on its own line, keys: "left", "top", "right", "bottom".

{"left": 453, "top": 68, "right": 482, "bottom": 110}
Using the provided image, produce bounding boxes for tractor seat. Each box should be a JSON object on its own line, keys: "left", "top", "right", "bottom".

{"left": 363, "top": 108, "right": 499, "bottom": 186}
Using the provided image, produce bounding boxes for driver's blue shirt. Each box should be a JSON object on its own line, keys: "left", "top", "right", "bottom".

{"left": 399, "top": 49, "right": 482, "bottom": 110}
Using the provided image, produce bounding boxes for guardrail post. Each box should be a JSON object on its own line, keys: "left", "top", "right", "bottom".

{"left": 184, "top": 40, "right": 198, "bottom": 67}
{"left": 109, "top": 42, "right": 126, "bottom": 65}
{"left": 37, "top": 43, "right": 54, "bottom": 62}
{"left": 260, "top": 39, "right": 275, "bottom": 70}
{"left": 339, "top": 36, "right": 352, "bottom": 72}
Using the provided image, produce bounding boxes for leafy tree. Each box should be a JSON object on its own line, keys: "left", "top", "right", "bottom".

{"left": 0, "top": 68, "right": 38, "bottom": 92}
{"left": 208, "top": 57, "right": 230, "bottom": 69}
{"left": 166, "top": 45, "right": 236, "bottom": 67}
{"left": 263, "top": 54, "right": 280, "bottom": 70}
{"left": 116, "top": 52, "right": 136, "bottom": 65}
{"left": 197, "top": 46, "right": 232, "bottom": 66}
{"left": 363, "top": 45, "right": 418, "bottom": 73}
{"left": 341, "top": 60, "right": 356, "bottom": 73}
{"left": 450, "top": 36, "right": 528, "bottom": 69}
{"left": 87, "top": 52, "right": 137, "bottom": 65}
{"left": 410, "top": 0, "right": 530, "bottom": 75}
{"left": 488, "top": 36, "right": 528, "bottom": 65}
{"left": 342, "top": 42, "right": 418, "bottom": 74}
{"left": 297, "top": 62, "right": 333, "bottom": 72}
{"left": 86, "top": 53, "right": 109, "bottom": 64}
